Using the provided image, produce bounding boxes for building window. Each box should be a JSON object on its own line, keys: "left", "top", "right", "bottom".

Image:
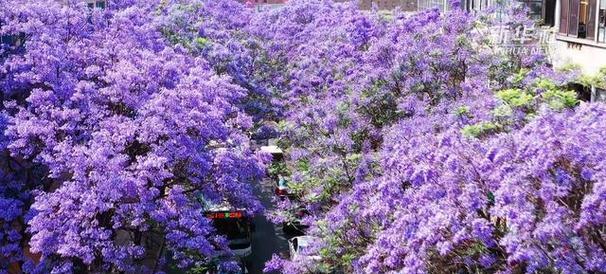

{"left": 87, "top": 0, "right": 106, "bottom": 9}
{"left": 462, "top": 0, "right": 552, "bottom": 25}
{"left": 520, "top": 0, "right": 544, "bottom": 20}
{"left": 461, "top": 0, "right": 490, "bottom": 12}
{"left": 594, "top": 87, "right": 606, "bottom": 102}
{"left": 599, "top": 0, "right": 606, "bottom": 42}
{"left": 544, "top": 0, "right": 556, "bottom": 26}
{"left": 418, "top": 0, "right": 448, "bottom": 12}
{"left": 560, "top": 0, "right": 600, "bottom": 41}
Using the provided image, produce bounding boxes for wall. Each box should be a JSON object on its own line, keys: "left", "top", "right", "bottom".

{"left": 245, "top": 0, "right": 288, "bottom": 4}
{"left": 334, "top": 0, "right": 418, "bottom": 11}
{"left": 550, "top": 38, "right": 606, "bottom": 75}
{"left": 552, "top": 0, "right": 606, "bottom": 75}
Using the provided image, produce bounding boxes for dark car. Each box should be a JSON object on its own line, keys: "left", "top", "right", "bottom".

{"left": 282, "top": 206, "right": 310, "bottom": 236}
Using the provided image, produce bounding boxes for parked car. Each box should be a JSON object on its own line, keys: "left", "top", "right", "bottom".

{"left": 260, "top": 145, "right": 283, "bottom": 162}
{"left": 204, "top": 203, "right": 254, "bottom": 257}
{"left": 274, "top": 174, "right": 292, "bottom": 198}
{"left": 282, "top": 206, "right": 309, "bottom": 235}
{"left": 288, "top": 236, "right": 321, "bottom": 261}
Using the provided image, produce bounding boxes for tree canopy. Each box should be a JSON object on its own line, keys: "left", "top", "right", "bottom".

{"left": 1, "top": 0, "right": 605, "bottom": 273}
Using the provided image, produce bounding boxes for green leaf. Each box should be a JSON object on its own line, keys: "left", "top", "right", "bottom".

{"left": 455, "top": 106, "right": 470, "bottom": 117}
{"left": 194, "top": 37, "right": 210, "bottom": 48}
{"left": 492, "top": 104, "right": 513, "bottom": 118}
{"left": 496, "top": 88, "right": 534, "bottom": 107}
{"left": 462, "top": 122, "right": 498, "bottom": 138}
{"left": 542, "top": 89, "right": 579, "bottom": 110}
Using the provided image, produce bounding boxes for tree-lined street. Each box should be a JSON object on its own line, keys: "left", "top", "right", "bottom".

{"left": 1, "top": 0, "right": 606, "bottom": 273}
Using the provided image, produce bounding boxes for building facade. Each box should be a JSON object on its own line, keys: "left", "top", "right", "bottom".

{"left": 552, "top": 0, "right": 606, "bottom": 73}
{"left": 550, "top": 0, "right": 606, "bottom": 101}
{"left": 419, "top": 0, "right": 555, "bottom": 25}
{"left": 243, "top": 0, "right": 287, "bottom": 4}
{"left": 315, "top": 0, "right": 418, "bottom": 11}
{"left": 411, "top": 0, "right": 606, "bottom": 101}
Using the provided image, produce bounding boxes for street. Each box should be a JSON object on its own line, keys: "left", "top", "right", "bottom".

{"left": 243, "top": 178, "right": 290, "bottom": 274}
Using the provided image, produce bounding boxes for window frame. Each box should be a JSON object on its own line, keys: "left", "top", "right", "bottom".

{"left": 520, "top": 0, "right": 545, "bottom": 20}
{"left": 599, "top": 0, "right": 606, "bottom": 42}
{"left": 87, "top": 0, "right": 106, "bottom": 9}
{"left": 560, "top": 0, "right": 604, "bottom": 43}
{"left": 593, "top": 87, "right": 606, "bottom": 102}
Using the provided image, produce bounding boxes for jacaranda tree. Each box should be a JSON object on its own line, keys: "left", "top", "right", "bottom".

{"left": 1, "top": 0, "right": 265, "bottom": 272}
{"left": 156, "top": 0, "right": 283, "bottom": 138}
{"left": 254, "top": 1, "right": 605, "bottom": 274}
{"left": 2, "top": 0, "right": 605, "bottom": 273}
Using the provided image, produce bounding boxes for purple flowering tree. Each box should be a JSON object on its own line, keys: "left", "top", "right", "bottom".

{"left": 2, "top": 0, "right": 604, "bottom": 273}
{"left": 1, "top": 0, "right": 264, "bottom": 272}
{"left": 256, "top": 1, "right": 602, "bottom": 273}
{"left": 156, "top": 0, "right": 284, "bottom": 139}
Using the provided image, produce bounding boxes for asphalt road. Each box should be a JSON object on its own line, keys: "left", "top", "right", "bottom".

{"left": 243, "top": 179, "right": 290, "bottom": 274}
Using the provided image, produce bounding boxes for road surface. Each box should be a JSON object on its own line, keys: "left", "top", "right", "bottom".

{"left": 244, "top": 178, "right": 290, "bottom": 274}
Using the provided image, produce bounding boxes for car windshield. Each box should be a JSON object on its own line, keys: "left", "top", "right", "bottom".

{"left": 212, "top": 218, "right": 249, "bottom": 240}
{"left": 298, "top": 243, "right": 310, "bottom": 254}
{"left": 295, "top": 237, "right": 319, "bottom": 255}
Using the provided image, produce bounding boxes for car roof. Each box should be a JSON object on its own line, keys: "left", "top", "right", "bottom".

{"left": 201, "top": 199, "right": 247, "bottom": 212}
{"left": 295, "top": 236, "right": 317, "bottom": 246}
{"left": 260, "top": 145, "right": 283, "bottom": 154}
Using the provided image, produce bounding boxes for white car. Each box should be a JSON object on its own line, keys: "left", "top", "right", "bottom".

{"left": 260, "top": 145, "right": 283, "bottom": 155}
{"left": 288, "top": 236, "right": 321, "bottom": 261}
